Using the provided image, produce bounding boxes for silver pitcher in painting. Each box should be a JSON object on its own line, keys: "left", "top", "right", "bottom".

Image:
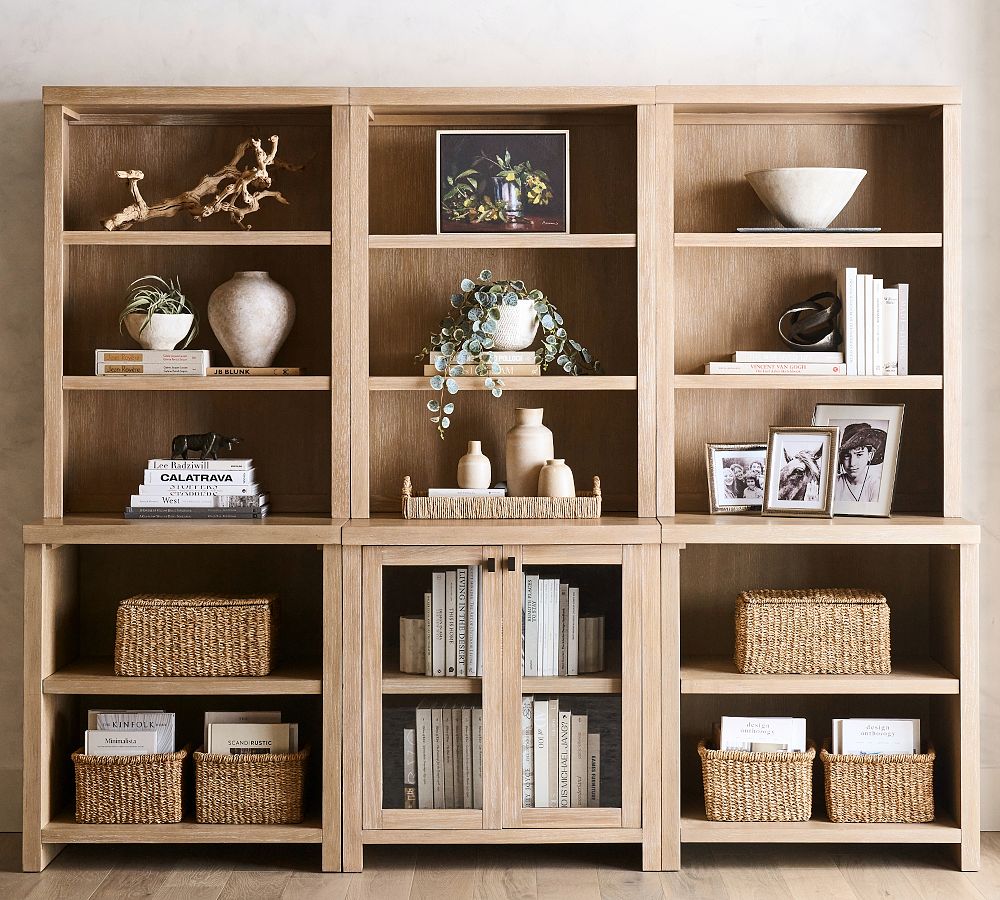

{"left": 492, "top": 176, "right": 523, "bottom": 218}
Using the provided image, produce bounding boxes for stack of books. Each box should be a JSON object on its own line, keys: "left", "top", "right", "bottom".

{"left": 422, "top": 568, "right": 484, "bottom": 677}
{"left": 125, "top": 457, "right": 268, "bottom": 519}
{"left": 838, "top": 268, "right": 909, "bottom": 375}
{"left": 84, "top": 708, "right": 175, "bottom": 756}
{"left": 716, "top": 715, "right": 807, "bottom": 752}
{"left": 204, "top": 711, "right": 298, "bottom": 755}
{"left": 425, "top": 350, "right": 540, "bottom": 377}
{"left": 704, "top": 351, "right": 846, "bottom": 376}
{"left": 95, "top": 349, "right": 305, "bottom": 378}
{"left": 832, "top": 718, "right": 920, "bottom": 755}
{"left": 521, "top": 697, "right": 601, "bottom": 808}
{"left": 522, "top": 575, "right": 604, "bottom": 676}
{"left": 406, "top": 702, "right": 483, "bottom": 809}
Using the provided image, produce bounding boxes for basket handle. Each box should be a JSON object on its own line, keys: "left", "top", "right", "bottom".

{"left": 402, "top": 475, "right": 413, "bottom": 499}
{"left": 592, "top": 476, "right": 601, "bottom": 498}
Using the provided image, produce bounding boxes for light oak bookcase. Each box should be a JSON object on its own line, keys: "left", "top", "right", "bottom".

{"left": 24, "top": 85, "right": 979, "bottom": 874}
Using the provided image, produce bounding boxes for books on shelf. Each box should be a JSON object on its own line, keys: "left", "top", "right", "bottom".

{"left": 85, "top": 730, "right": 158, "bottom": 755}
{"left": 423, "top": 567, "right": 484, "bottom": 677}
{"left": 718, "top": 716, "right": 807, "bottom": 752}
{"left": 423, "top": 364, "right": 541, "bottom": 376}
{"left": 839, "top": 269, "right": 909, "bottom": 376}
{"left": 523, "top": 576, "right": 602, "bottom": 676}
{"left": 832, "top": 718, "right": 920, "bottom": 755}
{"left": 84, "top": 709, "right": 175, "bottom": 755}
{"left": 524, "top": 697, "right": 601, "bottom": 808}
{"left": 732, "top": 351, "right": 844, "bottom": 364}
{"left": 95, "top": 349, "right": 209, "bottom": 376}
{"left": 704, "top": 361, "right": 846, "bottom": 375}
{"left": 207, "top": 366, "right": 304, "bottom": 376}
{"left": 125, "top": 457, "right": 269, "bottom": 519}
{"left": 412, "top": 701, "right": 482, "bottom": 809}
{"left": 204, "top": 711, "right": 297, "bottom": 755}
{"left": 430, "top": 350, "right": 536, "bottom": 365}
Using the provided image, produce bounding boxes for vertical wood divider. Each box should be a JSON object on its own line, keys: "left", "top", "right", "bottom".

{"left": 636, "top": 106, "right": 657, "bottom": 517}
{"left": 654, "top": 104, "right": 675, "bottom": 516}
{"left": 640, "top": 543, "right": 662, "bottom": 870}
{"left": 660, "top": 542, "right": 681, "bottom": 869}
{"left": 330, "top": 106, "right": 352, "bottom": 518}
{"left": 321, "top": 544, "right": 343, "bottom": 871}
{"left": 360, "top": 546, "right": 384, "bottom": 830}
{"left": 941, "top": 105, "right": 962, "bottom": 516}
{"left": 341, "top": 545, "right": 364, "bottom": 871}
{"left": 349, "top": 106, "right": 371, "bottom": 516}
{"left": 484, "top": 544, "right": 508, "bottom": 830}
{"left": 958, "top": 542, "right": 980, "bottom": 869}
{"left": 621, "top": 545, "right": 643, "bottom": 828}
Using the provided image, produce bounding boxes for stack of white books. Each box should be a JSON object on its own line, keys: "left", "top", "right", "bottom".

{"left": 425, "top": 350, "right": 541, "bottom": 377}
{"left": 95, "top": 348, "right": 210, "bottom": 376}
{"left": 204, "top": 711, "right": 298, "bottom": 755}
{"left": 126, "top": 457, "right": 268, "bottom": 519}
{"left": 705, "top": 350, "right": 846, "bottom": 376}
{"left": 423, "top": 568, "right": 484, "bottom": 677}
{"left": 522, "top": 575, "right": 596, "bottom": 676}
{"left": 716, "top": 716, "right": 807, "bottom": 752}
{"left": 838, "top": 268, "right": 910, "bottom": 375}
{"left": 521, "top": 696, "right": 601, "bottom": 808}
{"left": 408, "top": 702, "right": 483, "bottom": 809}
{"left": 832, "top": 718, "right": 920, "bottom": 755}
{"left": 84, "top": 708, "right": 175, "bottom": 756}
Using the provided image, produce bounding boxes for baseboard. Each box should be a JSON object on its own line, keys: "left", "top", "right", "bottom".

{"left": 982, "top": 765, "right": 1000, "bottom": 830}
{"left": 0, "top": 768, "right": 21, "bottom": 831}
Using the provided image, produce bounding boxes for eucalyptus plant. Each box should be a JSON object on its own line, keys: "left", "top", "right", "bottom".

{"left": 118, "top": 275, "right": 200, "bottom": 348}
{"left": 417, "top": 270, "right": 601, "bottom": 438}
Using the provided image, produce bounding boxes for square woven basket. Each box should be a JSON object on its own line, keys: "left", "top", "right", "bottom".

{"left": 822, "top": 745, "right": 935, "bottom": 823}
{"left": 194, "top": 746, "right": 309, "bottom": 824}
{"left": 734, "top": 588, "right": 890, "bottom": 675}
{"left": 72, "top": 746, "right": 188, "bottom": 824}
{"left": 114, "top": 594, "right": 277, "bottom": 677}
{"left": 699, "top": 740, "right": 815, "bottom": 822}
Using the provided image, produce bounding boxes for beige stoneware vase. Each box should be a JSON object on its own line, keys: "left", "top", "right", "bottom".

{"left": 504, "top": 408, "right": 554, "bottom": 497}
{"left": 537, "top": 458, "right": 575, "bottom": 498}
{"left": 457, "top": 441, "right": 492, "bottom": 490}
{"left": 207, "top": 271, "right": 295, "bottom": 367}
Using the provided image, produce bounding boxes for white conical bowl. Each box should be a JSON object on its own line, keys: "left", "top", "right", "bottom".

{"left": 745, "top": 167, "right": 867, "bottom": 229}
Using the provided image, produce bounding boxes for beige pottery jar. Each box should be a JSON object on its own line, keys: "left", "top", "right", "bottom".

{"left": 208, "top": 271, "right": 295, "bottom": 367}
{"left": 504, "top": 408, "right": 554, "bottom": 497}
{"left": 457, "top": 441, "right": 492, "bottom": 490}
{"left": 537, "top": 459, "right": 575, "bottom": 498}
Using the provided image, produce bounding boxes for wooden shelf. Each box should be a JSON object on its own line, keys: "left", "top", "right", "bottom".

{"left": 368, "top": 233, "right": 636, "bottom": 249}
{"left": 42, "top": 812, "right": 323, "bottom": 844}
{"left": 63, "top": 230, "right": 332, "bottom": 246}
{"left": 368, "top": 376, "right": 637, "bottom": 392}
{"left": 63, "top": 376, "right": 330, "bottom": 391}
{"left": 382, "top": 669, "right": 481, "bottom": 694}
{"left": 522, "top": 673, "right": 622, "bottom": 694}
{"left": 680, "top": 807, "right": 961, "bottom": 844}
{"left": 674, "top": 232, "right": 943, "bottom": 248}
{"left": 43, "top": 658, "right": 323, "bottom": 695}
{"left": 680, "top": 657, "right": 958, "bottom": 694}
{"left": 659, "top": 514, "right": 980, "bottom": 545}
{"left": 674, "top": 375, "right": 943, "bottom": 390}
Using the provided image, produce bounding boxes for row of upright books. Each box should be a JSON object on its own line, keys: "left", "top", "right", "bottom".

{"left": 422, "top": 568, "right": 484, "bottom": 677}
{"left": 522, "top": 575, "right": 605, "bottom": 676}
{"left": 405, "top": 702, "right": 483, "bottom": 809}
{"left": 521, "top": 697, "right": 601, "bottom": 808}
{"left": 95, "top": 349, "right": 303, "bottom": 377}
{"left": 125, "top": 457, "right": 269, "bottom": 519}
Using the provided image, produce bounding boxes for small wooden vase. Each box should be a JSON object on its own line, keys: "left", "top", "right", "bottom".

{"left": 537, "top": 459, "right": 575, "bottom": 498}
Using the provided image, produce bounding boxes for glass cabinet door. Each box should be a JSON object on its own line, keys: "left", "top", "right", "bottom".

{"left": 361, "top": 545, "right": 503, "bottom": 831}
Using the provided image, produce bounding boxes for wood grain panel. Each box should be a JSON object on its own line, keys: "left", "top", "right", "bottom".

{"left": 673, "top": 247, "right": 942, "bottom": 376}
{"left": 673, "top": 121, "right": 942, "bottom": 232}
{"left": 65, "top": 245, "right": 331, "bottom": 375}
{"left": 673, "top": 388, "right": 942, "bottom": 514}
{"left": 368, "top": 390, "right": 638, "bottom": 513}
{"left": 65, "top": 122, "right": 331, "bottom": 231}
{"left": 368, "top": 118, "right": 636, "bottom": 235}
{"left": 369, "top": 248, "right": 637, "bottom": 377}
{"left": 65, "top": 391, "right": 331, "bottom": 513}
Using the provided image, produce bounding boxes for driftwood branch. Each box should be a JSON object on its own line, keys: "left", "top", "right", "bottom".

{"left": 100, "top": 135, "right": 303, "bottom": 231}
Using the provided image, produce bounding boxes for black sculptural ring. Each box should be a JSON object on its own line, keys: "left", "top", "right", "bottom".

{"left": 778, "top": 291, "right": 843, "bottom": 351}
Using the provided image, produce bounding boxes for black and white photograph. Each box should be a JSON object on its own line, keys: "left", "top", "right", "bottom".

{"left": 436, "top": 130, "right": 569, "bottom": 234}
{"left": 762, "top": 426, "right": 839, "bottom": 518}
{"left": 813, "top": 403, "right": 905, "bottom": 517}
{"left": 705, "top": 443, "right": 767, "bottom": 513}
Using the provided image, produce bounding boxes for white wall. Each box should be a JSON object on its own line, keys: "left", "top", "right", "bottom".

{"left": 0, "top": 0, "right": 997, "bottom": 829}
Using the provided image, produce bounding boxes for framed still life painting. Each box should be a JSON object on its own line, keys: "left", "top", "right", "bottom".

{"left": 436, "top": 130, "right": 570, "bottom": 234}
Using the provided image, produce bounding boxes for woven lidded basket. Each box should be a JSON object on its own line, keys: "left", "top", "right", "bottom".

{"left": 72, "top": 746, "right": 187, "bottom": 824}
{"left": 699, "top": 740, "right": 815, "bottom": 822}
{"left": 114, "top": 594, "right": 276, "bottom": 677}
{"left": 734, "top": 588, "right": 890, "bottom": 675}
{"left": 822, "top": 745, "right": 935, "bottom": 823}
{"left": 194, "top": 746, "right": 309, "bottom": 824}
{"left": 401, "top": 475, "right": 602, "bottom": 519}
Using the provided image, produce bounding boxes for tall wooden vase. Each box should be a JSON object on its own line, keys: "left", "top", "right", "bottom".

{"left": 504, "top": 408, "right": 554, "bottom": 497}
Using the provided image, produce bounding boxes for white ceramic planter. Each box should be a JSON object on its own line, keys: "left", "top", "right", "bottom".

{"left": 207, "top": 271, "right": 295, "bottom": 367}
{"left": 125, "top": 312, "right": 194, "bottom": 350}
{"left": 745, "top": 167, "right": 867, "bottom": 229}
{"left": 492, "top": 297, "right": 540, "bottom": 351}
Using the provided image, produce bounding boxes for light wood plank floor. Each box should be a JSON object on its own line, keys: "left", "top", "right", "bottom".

{"left": 1, "top": 834, "right": 997, "bottom": 899}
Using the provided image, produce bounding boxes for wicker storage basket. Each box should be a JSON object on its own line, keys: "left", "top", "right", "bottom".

{"left": 734, "top": 588, "right": 890, "bottom": 675}
{"left": 822, "top": 745, "right": 935, "bottom": 823}
{"left": 72, "top": 746, "right": 187, "bottom": 824}
{"left": 401, "top": 475, "right": 602, "bottom": 519}
{"left": 114, "top": 594, "right": 276, "bottom": 677}
{"left": 194, "top": 746, "right": 309, "bottom": 824}
{"left": 699, "top": 740, "right": 815, "bottom": 822}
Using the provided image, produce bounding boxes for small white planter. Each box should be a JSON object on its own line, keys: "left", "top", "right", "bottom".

{"left": 492, "top": 297, "right": 540, "bottom": 351}
{"left": 125, "top": 313, "right": 194, "bottom": 350}
{"left": 745, "top": 167, "right": 867, "bottom": 229}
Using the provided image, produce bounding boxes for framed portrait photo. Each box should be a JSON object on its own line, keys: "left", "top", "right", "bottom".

{"left": 705, "top": 443, "right": 768, "bottom": 514}
{"left": 812, "top": 403, "right": 904, "bottom": 517}
{"left": 436, "top": 130, "right": 569, "bottom": 234}
{"left": 762, "top": 426, "right": 839, "bottom": 518}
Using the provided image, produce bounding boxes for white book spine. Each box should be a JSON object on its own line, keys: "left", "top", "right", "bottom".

{"left": 840, "top": 267, "right": 858, "bottom": 375}
{"left": 129, "top": 494, "right": 266, "bottom": 508}
{"left": 442, "top": 703, "right": 455, "bottom": 808}
{"left": 147, "top": 458, "right": 251, "bottom": 470}
{"left": 431, "top": 350, "right": 536, "bottom": 365}
{"left": 403, "top": 728, "right": 417, "bottom": 806}
{"left": 472, "top": 707, "right": 483, "bottom": 809}
{"left": 476, "top": 566, "right": 484, "bottom": 677}
{"left": 432, "top": 573, "right": 446, "bottom": 676}
{"left": 548, "top": 583, "right": 560, "bottom": 677}
{"left": 466, "top": 566, "right": 478, "bottom": 679}
{"left": 521, "top": 695, "right": 534, "bottom": 808}
{"left": 547, "top": 698, "right": 559, "bottom": 807}
{"left": 558, "top": 710, "right": 571, "bottom": 808}
{"left": 450, "top": 707, "right": 462, "bottom": 809}
{"left": 570, "top": 714, "right": 588, "bottom": 807}
{"left": 542, "top": 580, "right": 554, "bottom": 676}
{"left": 461, "top": 707, "right": 473, "bottom": 809}
{"left": 445, "top": 571, "right": 457, "bottom": 676}
{"left": 532, "top": 700, "right": 549, "bottom": 807}
{"left": 863, "top": 273, "right": 874, "bottom": 376}
{"left": 881, "top": 287, "right": 899, "bottom": 375}
{"left": 567, "top": 587, "right": 579, "bottom": 677}
{"left": 423, "top": 592, "right": 433, "bottom": 676}
{"left": 587, "top": 734, "right": 601, "bottom": 807}
{"left": 558, "top": 583, "right": 569, "bottom": 677}
{"left": 872, "top": 277, "right": 884, "bottom": 375}
{"left": 96, "top": 362, "right": 207, "bottom": 375}
{"left": 456, "top": 568, "right": 468, "bottom": 677}
{"left": 137, "top": 483, "right": 259, "bottom": 496}
{"left": 524, "top": 574, "right": 539, "bottom": 676}
{"left": 896, "top": 283, "right": 909, "bottom": 376}
{"left": 704, "top": 362, "right": 846, "bottom": 375}
{"left": 416, "top": 703, "right": 433, "bottom": 809}
{"left": 431, "top": 705, "right": 445, "bottom": 809}
{"left": 734, "top": 350, "right": 844, "bottom": 363}
{"left": 144, "top": 469, "right": 255, "bottom": 485}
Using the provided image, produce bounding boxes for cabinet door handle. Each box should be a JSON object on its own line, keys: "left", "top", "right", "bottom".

{"left": 486, "top": 557, "right": 496, "bottom": 573}
{"left": 507, "top": 556, "right": 516, "bottom": 572}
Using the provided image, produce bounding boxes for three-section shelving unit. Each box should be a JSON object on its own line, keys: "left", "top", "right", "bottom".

{"left": 24, "top": 85, "right": 979, "bottom": 875}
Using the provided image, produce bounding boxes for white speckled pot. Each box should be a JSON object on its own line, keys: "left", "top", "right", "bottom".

{"left": 125, "top": 312, "right": 194, "bottom": 350}
{"left": 207, "top": 271, "right": 295, "bottom": 367}
{"left": 492, "top": 296, "right": 540, "bottom": 351}
{"left": 745, "top": 167, "right": 867, "bottom": 229}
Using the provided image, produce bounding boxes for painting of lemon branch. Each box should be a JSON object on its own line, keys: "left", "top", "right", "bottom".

{"left": 437, "top": 130, "right": 569, "bottom": 233}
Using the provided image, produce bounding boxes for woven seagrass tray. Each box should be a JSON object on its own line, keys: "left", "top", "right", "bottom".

{"left": 194, "top": 745, "right": 309, "bottom": 824}
{"left": 73, "top": 746, "right": 188, "bottom": 824}
{"left": 822, "top": 744, "right": 935, "bottom": 823}
{"left": 401, "top": 475, "right": 602, "bottom": 519}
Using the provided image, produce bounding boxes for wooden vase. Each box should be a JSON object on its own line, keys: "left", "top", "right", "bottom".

{"left": 504, "top": 408, "right": 554, "bottom": 497}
